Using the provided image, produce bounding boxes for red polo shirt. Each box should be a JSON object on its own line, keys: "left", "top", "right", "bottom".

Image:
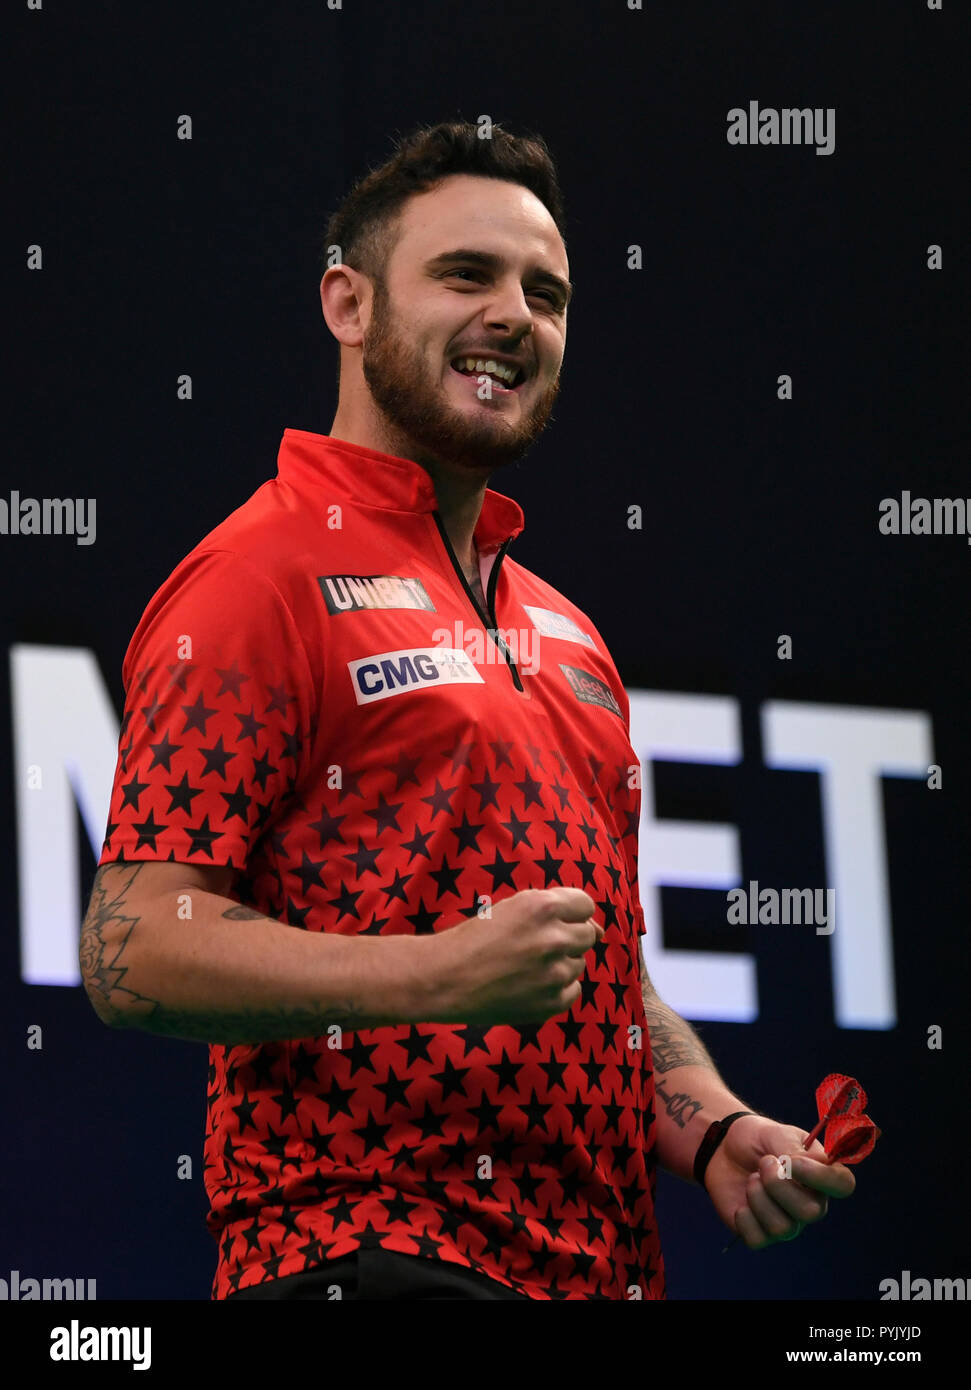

{"left": 98, "top": 429, "right": 665, "bottom": 1300}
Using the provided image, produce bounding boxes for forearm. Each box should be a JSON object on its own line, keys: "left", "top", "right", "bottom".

{"left": 81, "top": 880, "right": 433, "bottom": 1044}
{"left": 642, "top": 986, "right": 755, "bottom": 1183}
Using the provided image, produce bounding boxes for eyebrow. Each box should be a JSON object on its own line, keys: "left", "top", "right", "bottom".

{"left": 424, "top": 249, "right": 573, "bottom": 306}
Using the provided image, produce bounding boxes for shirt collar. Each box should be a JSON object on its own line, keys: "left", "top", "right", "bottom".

{"left": 277, "top": 428, "right": 525, "bottom": 553}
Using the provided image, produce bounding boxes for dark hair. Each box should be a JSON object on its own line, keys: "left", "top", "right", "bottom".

{"left": 321, "top": 119, "right": 567, "bottom": 289}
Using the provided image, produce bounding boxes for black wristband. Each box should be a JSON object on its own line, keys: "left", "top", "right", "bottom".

{"left": 692, "top": 1111, "right": 756, "bottom": 1186}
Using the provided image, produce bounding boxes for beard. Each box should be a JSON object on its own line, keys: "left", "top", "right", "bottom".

{"left": 361, "top": 279, "right": 561, "bottom": 472}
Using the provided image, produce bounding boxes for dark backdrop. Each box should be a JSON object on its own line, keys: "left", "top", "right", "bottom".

{"left": 5, "top": 0, "right": 967, "bottom": 1300}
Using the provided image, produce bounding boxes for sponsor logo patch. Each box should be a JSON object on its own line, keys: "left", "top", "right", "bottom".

{"left": 349, "top": 647, "right": 484, "bottom": 704}
{"left": 523, "top": 605, "right": 595, "bottom": 648}
{"left": 319, "top": 574, "right": 436, "bottom": 614}
{"left": 560, "top": 663, "right": 623, "bottom": 718}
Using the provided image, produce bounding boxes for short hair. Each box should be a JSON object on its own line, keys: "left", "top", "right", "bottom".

{"left": 322, "top": 118, "right": 567, "bottom": 294}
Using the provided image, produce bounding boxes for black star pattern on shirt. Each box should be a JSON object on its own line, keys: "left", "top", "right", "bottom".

{"left": 365, "top": 793, "right": 404, "bottom": 834}
{"left": 120, "top": 772, "right": 150, "bottom": 811}
{"left": 502, "top": 806, "right": 534, "bottom": 848}
{"left": 182, "top": 692, "right": 218, "bottom": 736}
{"left": 169, "top": 780, "right": 207, "bottom": 825}
{"left": 219, "top": 780, "right": 251, "bottom": 823}
{"left": 421, "top": 778, "right": 458, "bottom": 817}
{"left": 428, "top": 856, "right": 464, "bottom": 899}
{"left": 185, "top": 813, "right": 225, "bottom": 859}
{"left": 469, "top": 769, "right": 502, "bottom": 810}
{"left": 148, "top": 730, "right": 180, "bottom": 773}
{"left": 103, "top": 641, "right": 663, "bottom": 1300}
{"left": 388, "top": 749, "right": 423, "bottom": 791}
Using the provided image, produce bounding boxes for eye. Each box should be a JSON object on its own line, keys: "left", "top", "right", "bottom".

{"left": 445, "top": 270, "right": 562, "bottom": 310}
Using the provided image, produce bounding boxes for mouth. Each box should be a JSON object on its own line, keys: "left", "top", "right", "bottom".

{"left": 449, "top": 356, "right": 527, "bottom": 395}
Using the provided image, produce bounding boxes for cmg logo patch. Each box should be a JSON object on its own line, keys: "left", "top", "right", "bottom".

{"left": 348, "top": 647, "right": 485, "bottom": 704}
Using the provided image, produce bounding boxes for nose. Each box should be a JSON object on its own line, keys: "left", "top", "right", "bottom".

{"left": 481, "top": 278, "right": 535, "bottom": 342}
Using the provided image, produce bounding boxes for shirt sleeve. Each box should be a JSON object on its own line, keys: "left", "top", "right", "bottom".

{"left": 631, "top": 887, "right": 648, "bottom": 937}
{"left": 97, "top": 548, "right": 314, "bottom": 873}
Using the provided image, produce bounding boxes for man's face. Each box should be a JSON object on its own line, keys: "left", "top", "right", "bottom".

{"left": 360, "top": 174, "right": 570, "bottom": 472}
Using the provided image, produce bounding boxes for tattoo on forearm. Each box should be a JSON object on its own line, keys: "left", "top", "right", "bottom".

{"left": 126, "top": 1001, "right": 371, "bottom": 1044}
{"left": 655, "top": 1079, "right": 704, "bottom": 1128}
{"left": 641, "top": 984, "right": 717, "bottom": 1074}
{"left": 79, "top": 864, "right": 164, "bottom": 1026}
{"left": 80, "top": 864, "right": 369, "bottom": 1043}
{"left": 222, "top": 905, "right": 266, "bottom": 921}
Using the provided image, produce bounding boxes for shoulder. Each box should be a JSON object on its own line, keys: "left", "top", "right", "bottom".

{"left": 145, "top": 474, "right": 341, "bottom": 620}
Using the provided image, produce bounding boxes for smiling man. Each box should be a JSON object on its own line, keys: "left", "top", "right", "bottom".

{"left": 82, "top": 120, "right": 855, "bottom": 1301}
{"left": 324, "top": 141, "right": 570, "bottom": 618}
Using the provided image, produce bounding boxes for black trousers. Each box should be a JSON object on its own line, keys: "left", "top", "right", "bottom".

{"left": 224, "top": 1247, "right": 531, "bottom": 1301}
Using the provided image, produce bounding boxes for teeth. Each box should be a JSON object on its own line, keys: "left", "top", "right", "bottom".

{"left": 453, "top": 357, "right": 520, "bottom": 386}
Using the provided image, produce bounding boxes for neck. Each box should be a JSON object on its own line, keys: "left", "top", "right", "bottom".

{"left": 328, "top": 411, "right": 487, "bottom": 574}
{"left": 420, "top": 463, "right": 485, "bottom": 576}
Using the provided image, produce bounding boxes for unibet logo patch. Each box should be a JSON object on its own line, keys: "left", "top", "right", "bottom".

{"left": 319, "top": 574, "right": 436, "bottom": 614}
{"left": 560, "top": 664, "right": 623, "bottom": 718}
{"left": 523, "top": 605, "right": 595, "bottom": 648}
{"left": 349, "top": 647, "right": 484, "bottom": 704}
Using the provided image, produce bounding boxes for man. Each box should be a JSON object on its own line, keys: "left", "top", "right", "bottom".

{"left": 80, "top": 120, "right": 855, "bottom": 1300}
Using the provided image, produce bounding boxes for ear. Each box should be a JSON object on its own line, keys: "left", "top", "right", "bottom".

{"left": 319, "top": 263, "right": 369, "bottom": 348}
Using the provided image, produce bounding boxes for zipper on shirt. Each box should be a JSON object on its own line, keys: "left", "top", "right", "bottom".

{"left": 431, "top": 511, "right": 524, "bottom": 693}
